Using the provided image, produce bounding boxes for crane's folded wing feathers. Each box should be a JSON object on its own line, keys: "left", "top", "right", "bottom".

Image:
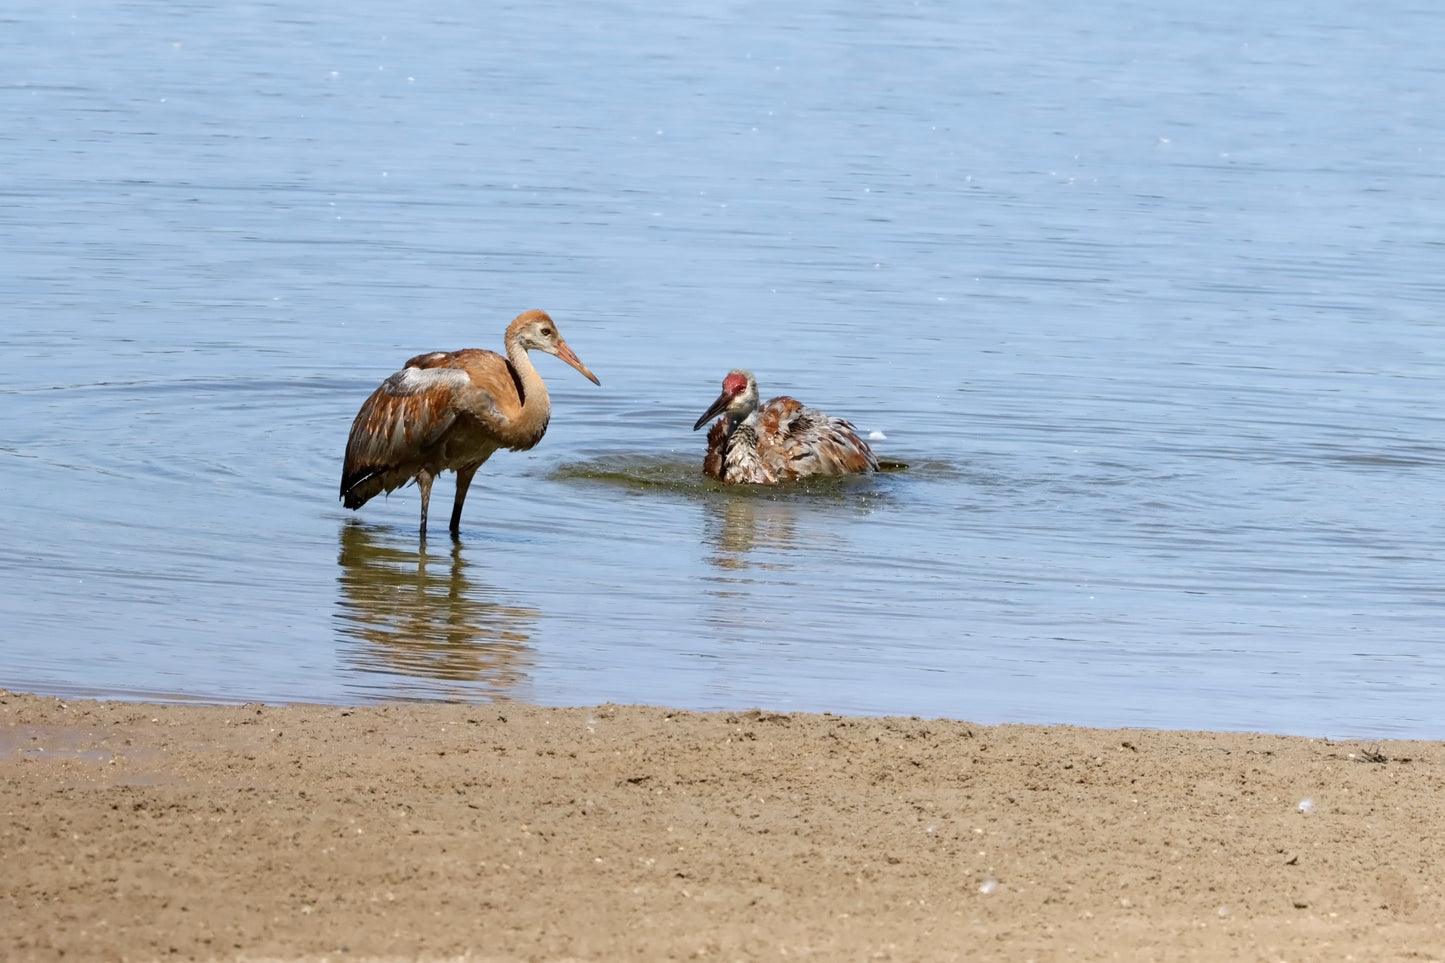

{"left": 340, "top": 366, "right": 485, "bottom": 508}
{"left": 756, "top": 397, "right": 877, "bottom": 480}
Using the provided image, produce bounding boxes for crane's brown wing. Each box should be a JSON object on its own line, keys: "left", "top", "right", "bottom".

{"left": 340, "top": 365, "right": 476, "bottom": 508}
{"left": 757, "top": 397, "right": 877, "bottom": 480}
{"left": 411, "top": 348, "right": 533, "bottom": 438}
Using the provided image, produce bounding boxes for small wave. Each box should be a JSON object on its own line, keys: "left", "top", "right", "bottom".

{"left": 552, "top": 452, "right": 912, "bottom": 500}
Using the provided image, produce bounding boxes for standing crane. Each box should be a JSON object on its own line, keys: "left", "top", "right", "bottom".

{"left": 341, "top": 309, "right": 599, "bottom": 535}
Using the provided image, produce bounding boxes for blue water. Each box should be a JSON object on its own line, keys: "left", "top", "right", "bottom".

{"left": 3, "top": 0, "right": 1445, "bottom": 738}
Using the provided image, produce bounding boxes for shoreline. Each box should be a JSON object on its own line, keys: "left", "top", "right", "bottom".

{"left": 5, "top": 690, "right": 1443, "bottom": 961}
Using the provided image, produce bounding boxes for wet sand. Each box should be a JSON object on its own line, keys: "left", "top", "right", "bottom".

{"left": 4, "top": 690, "right": 1443, "bottom": 961}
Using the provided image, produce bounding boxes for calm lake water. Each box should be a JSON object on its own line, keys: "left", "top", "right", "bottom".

{"left": 4, "top": 0, "right": 1445, "bottom": 738}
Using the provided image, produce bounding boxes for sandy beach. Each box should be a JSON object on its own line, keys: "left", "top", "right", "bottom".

{"left": 3, "top": 690, "right": 1443, "bottom": 961}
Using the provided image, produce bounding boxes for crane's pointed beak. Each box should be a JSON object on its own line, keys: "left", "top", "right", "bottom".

{"left": 554, "top": 340, "right": 600, "bottom": 386}
{"left": 693, "top": 391, "right": 731, "bottom": 431}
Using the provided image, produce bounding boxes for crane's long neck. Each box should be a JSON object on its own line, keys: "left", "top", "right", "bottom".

{"left": 726, "top": 409, "right": 757, "bottom": 439}
{"left": 726, "top": 391, "right": 761, "bottom": 442}
{"left": 721, "top": 410, "right": 770, "bottom": 483}
{"left": 504, "top": 339, "right": 552, "bottom": 448}
{"left": 729, "top": 411, "right": 759, "bottom": 449}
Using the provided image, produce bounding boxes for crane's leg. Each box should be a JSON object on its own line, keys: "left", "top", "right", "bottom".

{"left": 416, "top": 469, "right": 434, "bottom": 537}
{"left": 449, "top": 463, "right": 481, "bottom": 535}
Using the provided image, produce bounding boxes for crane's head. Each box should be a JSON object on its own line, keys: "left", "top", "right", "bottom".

{"left": 693, "top": 368, "right": 759, "bottom": 431}
{"left": 511, "top": 310, "right": 600, "bottom": 385}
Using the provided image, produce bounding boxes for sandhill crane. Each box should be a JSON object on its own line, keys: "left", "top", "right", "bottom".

{"left": 341, "top": 309, "right": 599, "bottom": 535}
{"left": 692, "top": 369, "right": 877, "bottom": 484}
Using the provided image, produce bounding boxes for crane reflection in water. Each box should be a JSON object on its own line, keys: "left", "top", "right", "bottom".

{"left": 701, "top": 478, "right": 887, "bottom": 574}
{"left": 702, "top": 495, "right": 802, "bottom": 572}
{"left": 334, "top": 522, "right": 537, "bottom": 700}
{"left": 698, "top": 488, "right": 882, "bottom": 669}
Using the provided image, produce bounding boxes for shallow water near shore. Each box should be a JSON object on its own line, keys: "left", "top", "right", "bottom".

{"left": 4, "top": 0, "right": 1445, "bottom": 738}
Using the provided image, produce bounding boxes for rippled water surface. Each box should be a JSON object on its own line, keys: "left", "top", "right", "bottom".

{"left": 5, "top": 0, "right": 1445, "bottom": 737}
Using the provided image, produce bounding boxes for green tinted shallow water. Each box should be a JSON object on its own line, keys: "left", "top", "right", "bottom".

{"left": 551, "top": 455, "right": 914, "bottom": 494}
{"left": 4, "top": 0, "right": 1445, "bottom": 737}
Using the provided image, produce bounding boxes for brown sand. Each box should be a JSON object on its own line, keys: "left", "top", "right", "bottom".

{"left": 3, "top": 690, "right": 1443, "bottom": 962}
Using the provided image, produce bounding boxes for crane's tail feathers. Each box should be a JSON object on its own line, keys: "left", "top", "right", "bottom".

{"left": 340, "top": 467, "right": 387, "bottom": 510}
